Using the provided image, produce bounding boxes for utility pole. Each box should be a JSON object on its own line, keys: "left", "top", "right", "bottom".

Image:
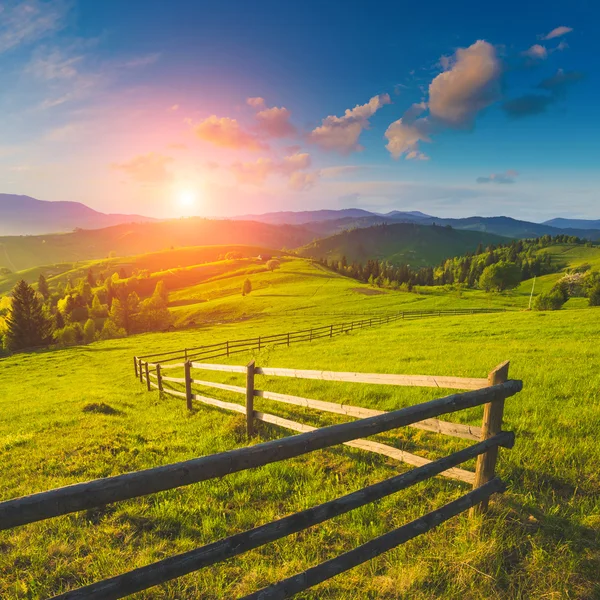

{"left": 528, "top": 276, "right": 536, "bottom": 310}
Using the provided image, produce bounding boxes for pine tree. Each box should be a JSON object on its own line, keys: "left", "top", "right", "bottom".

{"left": 55, "top": 310, "right": 65, "bottom": 329}
{"left": 5, "top": 280, "right": 53, "bottom": 351}
{"left": 87, "top": 268, "right": 95, "bottom": 287}
{"left": 38, "top": 274, "right": 50, "bottom": 299}
{"left": 83, "top": 318, "right": 96, "bottom": 343}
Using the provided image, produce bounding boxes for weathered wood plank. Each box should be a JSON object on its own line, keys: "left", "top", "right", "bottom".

{"left": 192, "top": 394, "right": 246, "bottom": 415}
{"left": 254, "top": 390, "right": 481, "bottom": 440}
{"left": 242, "top": 479, "right": 506, "bottom": 600}
{"left": 190, "top": 362, "right": 247, "bottom": 374}
{"left": 192, "top": 379, "right": 246, "bottom": 394}
{"left": 161, "top": 376, "right": 186, "bottom": 383}
{"left": 254, "top": 367, "right": 488, "bottom": 390}
{"left": 49, "top": 437, "right": 511, "bottom": 600}
{"left": 0, "top": 380, "right": 521, "bottom": 530}
{"left": 254, "top": 412, "right": 475, "bottom": 483}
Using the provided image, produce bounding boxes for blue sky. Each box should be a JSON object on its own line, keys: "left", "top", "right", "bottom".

{"left": 0, "top": 0, "right": 596, "bottom": 220}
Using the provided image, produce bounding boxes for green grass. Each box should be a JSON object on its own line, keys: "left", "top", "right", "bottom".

{"left": 1, "top": 303, "right": 600, "bottom": 598}
{"left": 1, "top": 247, "right": 600, "bottom": 598}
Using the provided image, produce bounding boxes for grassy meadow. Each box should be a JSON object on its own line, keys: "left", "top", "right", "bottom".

{"left": 1, "top": 248, "right": 600, "bottom": 599}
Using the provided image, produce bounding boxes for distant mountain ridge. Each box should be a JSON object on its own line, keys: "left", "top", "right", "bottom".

{"left": 543, "top": 218, "right": 600, "bottom": 230}
{"left": 0, "top": 194, "right": 157, "bottom": 235}
{"left": 238, "top": 209, "right": 600, "bottom": 241}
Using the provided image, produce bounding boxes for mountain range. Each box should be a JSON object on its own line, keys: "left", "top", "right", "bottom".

{"left": 0, "top": 194, "right": 156, "bottom": 235}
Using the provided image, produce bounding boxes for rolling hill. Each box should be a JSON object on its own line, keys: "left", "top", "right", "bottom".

{"left": 297, "top": 222, "right": 508, "bottom": 266}
{"left": 0, "top": 218, "right": 318, "bottom": 271}
{"left": 0, "top": 194, "right": 157, "bottom": 236}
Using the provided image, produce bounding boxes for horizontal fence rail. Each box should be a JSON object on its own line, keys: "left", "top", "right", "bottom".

{"left": 134, "top": 308, "right": 506, "bottom": 367}
{"left": 0, "top": 380, "right": 521, "bottom": 531}
{"left": 49, "top": 435, "right": 512, "bottom": 600}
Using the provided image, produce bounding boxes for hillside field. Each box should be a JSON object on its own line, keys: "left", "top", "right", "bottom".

{"left": 1, "top": 246, "right": 600, "bottom": 599}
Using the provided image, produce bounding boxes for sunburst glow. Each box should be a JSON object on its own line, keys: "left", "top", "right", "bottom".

{"left": 178, "top": 189, "right": 197, "bottom": 208}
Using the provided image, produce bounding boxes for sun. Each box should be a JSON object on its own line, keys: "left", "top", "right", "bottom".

{"left": 178, "top": 189, "right": 196, "bottom": 208}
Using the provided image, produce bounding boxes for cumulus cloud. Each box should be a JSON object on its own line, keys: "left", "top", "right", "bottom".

{"left": 384, "top": 114, "right": 432, "bottom": 159}
{"left": 112, "top": 152, "right": 173, "bottom": 184}
{"left": 522, "top": 44, "right": 548, "bottom": 60}
{"left": 542, "top": 26, "right": 573, "bottom": 40}
{"left": 246, "top": 97, "right": 266, "bottom": 109}
{"left": 231, "top": 152, "right": 316, "bottom": 190}
{"left": 309, "top": 94, "right": 391, "bottom": 154}
{"left": 476, "top": 170, "right": 519, "bottom": 184}
{"left": 255, "top": 106, "right": 296, "bottom": 138}
{"left": 193, "top": 115, "right": 267, "bottom": 151}
{"left": 428, "top": 40, "right": 502, "bottom": 128}
{"left": 386, "top": 41, "right": 502, "bottom": 159}
{"left": 289, "top": 170, "right": 319, "bottom": 191}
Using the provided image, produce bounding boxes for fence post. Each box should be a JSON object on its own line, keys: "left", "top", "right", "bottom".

{"left": 226, "top": 341, "right": 230, "bottom": 358}
{"left": 330, "top": 325, "right": 333, "bottom": 338}
{"left": 138, "top": 359, "right": 144, "bottom": 383}
{"left": 470, "top": 360, "right": 510, "bottom": 516}
{"left": 133, "top": 356, "right": 138, "bottom": 378}
{"left": 258, "top": 336, "right": 262, "bottom": 351}
{"left": 287, "top": 332, "right": 290, "bottom": 347}
{"left": 184, "top": 348, "right": 188, "bottom": 361}
{"left": 156, "top": 364, "right": 163, "bottom": 392}
{"left": 309, "top": 329, "right": 313, "bottom": 342}
{"left": 184, "top": 361, "right": 193, "bottom": 411}
{"left": 246, "top": 360, "right": 255, "bottom": 437}
{"left": 145, "top": 362, "right": 151, "bottom": 392}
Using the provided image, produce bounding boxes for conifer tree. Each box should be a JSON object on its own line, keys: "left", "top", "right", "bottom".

{"left": 242, "top": 278, "right": 252, "bottom": 296}
{"left": 5, "top": 280, "right": 53, "bottom": 351}
{"left": 38, "top": 274, "right": 50, "bottom": 299}
{"left": 87, "top": 268, "right": 95, "bottom": 287}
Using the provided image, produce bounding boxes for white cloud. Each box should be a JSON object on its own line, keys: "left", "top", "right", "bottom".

{"left": 246, "top": 97, "right": 266, "bottom": 109}
{"left": 522, "top": 44, "right": 548, "bottom": 60}
{"left": 428, "top": 40, "right": 502, "bottom": 128}
{"left": 289, "top": 170, "right": 319, "bottom": 191}
{"left": 405, "top": 150, "right": 429, "bottom": 161}
{"left": 384, "top": 105, "right": 433, "bottom": 159}
{"left": 193, "top": 115, "right": 267, "bottom": 150}
{"left": 255, "top": 106, "right": 296, "bottom": 137}
{"left": 542, "top": 26, "right": 573, "bottom": 40}
{"left": 231, "top": 152, "right": 315, "bottom": 190}
{"left": 111, "top": 152, "right": 173, "bottom": 184}
{"left": 386, "top": 41, "right": 503, "bottom": 159}
{"left": 309, "top": 93, "right": 391, "bottom": 154}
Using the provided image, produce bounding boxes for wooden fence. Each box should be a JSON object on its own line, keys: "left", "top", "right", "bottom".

{"left": 0, "top": 356, "right": 520, "bottom": 598}
{"left": 135, "top": 307, "right": 506, "bottom": 367}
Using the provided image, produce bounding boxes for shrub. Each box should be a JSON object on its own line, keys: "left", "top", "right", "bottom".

{"left": 589, "top": 283, "right": 600, "bottom": 307}
{"left": 99, "top": 319, "right": 127, "bottom": 340}
{"left": 533, "top": 291, "right": 566, "bottom": 311}
{"left": 266, "top": 259, "right": 280, "bottom": 272}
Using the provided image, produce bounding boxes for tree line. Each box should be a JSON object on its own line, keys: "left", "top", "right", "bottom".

{"left": 318, "top": 235, "right": 592, "bottom": 292}
{"left": 0, "top": 266, "right": 172, "bottom": 353}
